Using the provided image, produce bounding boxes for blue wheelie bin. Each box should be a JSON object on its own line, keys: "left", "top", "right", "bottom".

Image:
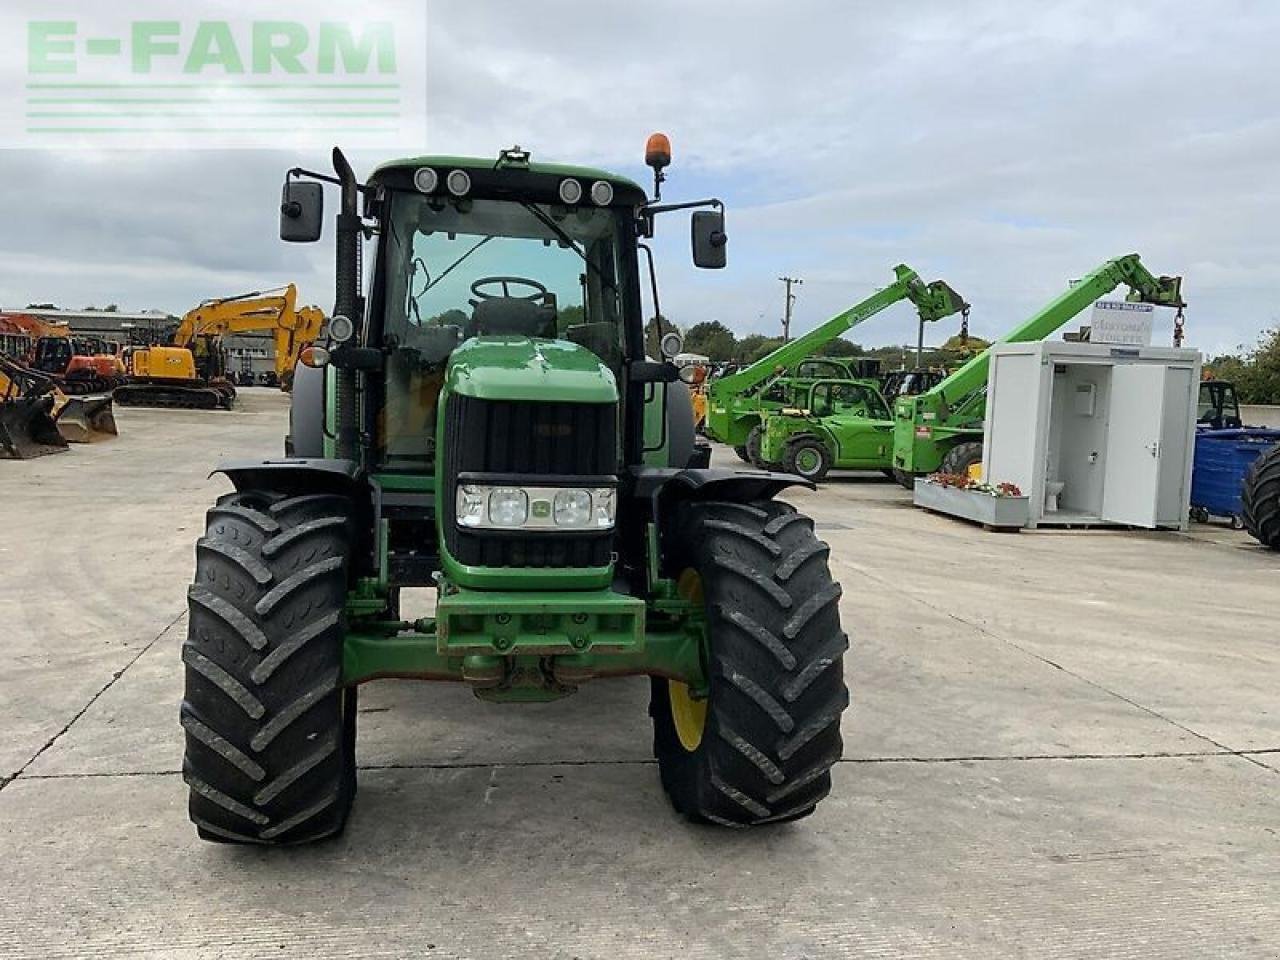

{"left": 1191, "top": 429, "right": 1280, "bottom": 527}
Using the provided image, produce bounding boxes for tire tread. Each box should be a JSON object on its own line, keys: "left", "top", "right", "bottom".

{"left": 651, "top": 498, "right": 848, "bottom": 826}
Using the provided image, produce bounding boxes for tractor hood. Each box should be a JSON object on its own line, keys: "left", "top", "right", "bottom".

{"left": 445, "top": 336, "right": 618, "bottom": 404}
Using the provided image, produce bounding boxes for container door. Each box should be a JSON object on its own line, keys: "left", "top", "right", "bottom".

{"left": 1101, "top": 365, "right": 1165, "bottom": 527}
{"left": 1154, "top": 365, "right": 1195, "bottom": 527}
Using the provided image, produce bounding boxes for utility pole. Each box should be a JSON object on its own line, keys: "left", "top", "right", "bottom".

{"left": 779, "top": 276, "right": 802, "bottom": 342}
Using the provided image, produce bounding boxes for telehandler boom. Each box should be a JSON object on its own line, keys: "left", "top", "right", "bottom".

{"left": 703, "top": 265, "right": 966, "bottom": 457}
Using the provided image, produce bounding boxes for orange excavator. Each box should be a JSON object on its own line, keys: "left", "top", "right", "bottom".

{"left": 32, "top": 334, "right": 127, "bottom": 394}
{"left": 115, "top": 284, "right": 324, "bottom": 409}
{"left": 0, "top": 313, "right": 125, "bottom": 393}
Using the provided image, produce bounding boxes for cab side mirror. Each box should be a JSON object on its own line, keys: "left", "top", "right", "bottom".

{"left": 691, "top": 210, "right": 727, "bottom": 269}
{"left": 280, "top": 181, "right": 324, "bottom": 243}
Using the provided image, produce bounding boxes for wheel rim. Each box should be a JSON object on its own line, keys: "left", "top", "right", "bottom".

{"left": 795, "top": 447, "right": 821, "bottom": 476}
{"left": 669, "top": 569, "right": 708, "bottom": 752}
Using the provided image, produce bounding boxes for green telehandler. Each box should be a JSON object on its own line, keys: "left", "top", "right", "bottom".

{"left": 756, "top": 379, "right": 898, "bottom": 482}
{"left": 703, "top": 265, "right": 967, "bottom": 462}
{"left": 890, "top": 254, "right": 1185, "bottom": 487}
{"left": 179, "top": 139, "right": 850, "bottom": 844}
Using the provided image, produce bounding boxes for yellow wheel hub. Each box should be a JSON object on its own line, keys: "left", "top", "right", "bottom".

{"left": 669, "top": 569, "right": 708, "bottom": 752}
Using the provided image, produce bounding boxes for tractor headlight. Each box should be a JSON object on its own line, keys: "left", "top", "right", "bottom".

{"left": 488, "top": 488, "right": 529, "bottom": 527}
{"left": 327, "top": 314, "right": 355, "bottom": 344}
{"left": 592, "top": 489, "right": 615, "bottom": 528}
{"left": 413, "top": 167, "right": 439, "bottom": 193}
{"left": 456, "top": 485, "right": 487, "bottom": 527}
{"left": 590, "top": 180, "right": 614, "bottom": 206}
{"left": 558, "top": 178, "right": 583, "bottom": 205}
{"left": 455, "top": 483, "right": 617, "bottom": 530}
{"left": 446, "top": 169, "right": 472, "bottom": 197}
{"left": 553, "top": 489, "right": 592, "bottom": 527}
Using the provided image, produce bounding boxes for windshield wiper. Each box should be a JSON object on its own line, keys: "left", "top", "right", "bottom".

{"left": 520, "top": 202, "right": 616, "bottom": 292}
{"left": 421, "top": 235, "right": 494, "bottom": 294}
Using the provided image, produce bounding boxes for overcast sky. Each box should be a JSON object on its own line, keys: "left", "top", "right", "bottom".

{"left": 1, "top": 0, "right": 1276, "bottom": 357}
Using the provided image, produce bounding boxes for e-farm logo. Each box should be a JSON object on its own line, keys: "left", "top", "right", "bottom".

{"left": 4, "top": 3, "right": 426, "bottom": 148}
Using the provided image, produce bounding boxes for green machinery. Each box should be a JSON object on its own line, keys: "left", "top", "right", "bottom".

{"left": 756, "top": 378, "right": 898, "bottom": 481}
{"left": 703, "top": 265, "right": 967, "bottom": 462}
{"left": 890, "top": 254, "right": 1185, "bottom": 486}
{"left": 179, "top": 140, "right": 850, "bottom": 844}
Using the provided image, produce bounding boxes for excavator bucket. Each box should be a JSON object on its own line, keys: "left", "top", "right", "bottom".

{"left": 0, "top": 395, "right": 69, "bottom": 459}
{"left": 53, "top": 393, "right": 117, "bottom": 443}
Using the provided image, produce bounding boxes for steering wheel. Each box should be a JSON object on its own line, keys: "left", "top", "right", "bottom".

{"left": 470, "top": 276, "right": 547, "bottom": 302}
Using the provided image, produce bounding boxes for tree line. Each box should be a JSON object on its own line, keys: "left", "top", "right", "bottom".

{"left": 675, "top": 319, "right": 989, "bottom": 369}
{"left": 1205, "top": 328, "right": 1280, "bottom": 404}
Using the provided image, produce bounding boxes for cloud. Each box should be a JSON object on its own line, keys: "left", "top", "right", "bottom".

{"left": 0, "top": 0, "right": 1274, "bottom": 358}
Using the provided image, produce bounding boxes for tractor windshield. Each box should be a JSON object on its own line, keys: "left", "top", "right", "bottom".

{"left": 383, "top": 192, "right": 628, "bottom": 367}
{"left": 377, "top": 191, "right": 630, "bottom": 469}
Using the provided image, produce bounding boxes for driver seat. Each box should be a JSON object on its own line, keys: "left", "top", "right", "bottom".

{"left": 469, "top": 298, "right": 557, "bottom": 339}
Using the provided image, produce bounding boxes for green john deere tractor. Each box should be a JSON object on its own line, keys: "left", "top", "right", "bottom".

{"left": 179, "top": 139, "right": 849, "bottom": 844}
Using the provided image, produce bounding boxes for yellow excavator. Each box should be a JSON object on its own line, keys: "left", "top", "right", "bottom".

{"left": 115, "top": 284, "right": 324, "bottom": 409}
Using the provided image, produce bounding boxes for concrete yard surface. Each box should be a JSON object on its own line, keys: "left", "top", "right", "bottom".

{"left": 2, "top": 389, "right": 1277, "bottom": 959}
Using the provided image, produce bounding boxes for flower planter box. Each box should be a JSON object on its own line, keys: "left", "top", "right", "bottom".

{"left": 913, "top": 482, "right": 1029, "bottom": 531}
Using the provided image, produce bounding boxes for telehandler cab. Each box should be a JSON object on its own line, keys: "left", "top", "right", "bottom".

{"left": 180, "top": 138, "right": 849, "bottom": 844}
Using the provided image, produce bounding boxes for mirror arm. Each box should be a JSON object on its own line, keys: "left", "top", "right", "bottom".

{"left": 639, "top": 197, "right": 722, "bottom": 238}
{"left": 287, "top": 166, "right": 375, "bottom": 195}
{"left": 643, "top": 197, "right": 722, "bottom": 217}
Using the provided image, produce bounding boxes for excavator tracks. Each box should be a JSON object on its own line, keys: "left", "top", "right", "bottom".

{"left": 113, "top": 383, "right": 236, "bottom": 410}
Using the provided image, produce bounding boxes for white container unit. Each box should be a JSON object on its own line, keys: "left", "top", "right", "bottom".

{"left": 981, "top": 342, "right": 1201, "bottom": 530}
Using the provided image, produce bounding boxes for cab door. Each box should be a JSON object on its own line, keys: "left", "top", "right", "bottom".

{"left": 821, "top": 381, "right": 895, "bottom": 467}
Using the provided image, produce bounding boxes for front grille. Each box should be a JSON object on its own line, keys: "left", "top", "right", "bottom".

{"left": 443, "top": 394, "right": 616, "bottom": 568}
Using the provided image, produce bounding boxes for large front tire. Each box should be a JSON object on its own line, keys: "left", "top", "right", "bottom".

{"left": 1242, "top": 443, "right": 1280, "bottom": 549}
{"left": 784, "top": 437, "right": 832, "bottom": 483}
{"left": 651, "top": 499, "right": 849, "bottom": 825}
{"left": 891, "top": 467, "right": 917, "bottom": 490}
{"left": 939, "top": 440, "right": 983, "bottom": 477}
{"left": 746, "top": 425, "right": 784, "bottom": 471}
{"left": 181, "top": 490, "right": 357, "bottom": 844}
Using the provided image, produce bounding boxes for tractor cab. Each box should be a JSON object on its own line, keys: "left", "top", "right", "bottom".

{"left": 1198, "top": 380, "right": 1242, "bottom": 430}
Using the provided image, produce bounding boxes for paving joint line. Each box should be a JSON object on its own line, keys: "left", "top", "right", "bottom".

{"left": 15, "top": 748, "right": 1280, "bottom": 784}
{"left": 831, "top": 556, "right": 1278, "bottom": 775}
{"left": 0, "top": 609, "right": 186, "bottom": 793}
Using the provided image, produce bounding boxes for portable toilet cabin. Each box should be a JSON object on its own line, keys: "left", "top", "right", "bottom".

{"left": 981, "top": 341, "right": 1201, "bottom": 530}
